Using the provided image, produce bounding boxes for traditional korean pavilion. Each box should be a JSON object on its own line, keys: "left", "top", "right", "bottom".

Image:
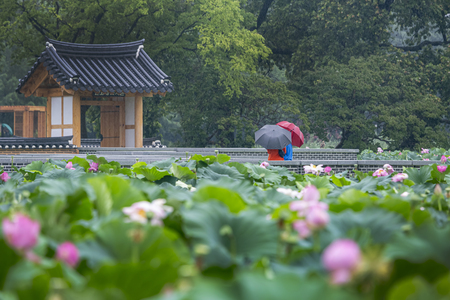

{"left": 16, "top": 39, "right": 173, "bottom": 147}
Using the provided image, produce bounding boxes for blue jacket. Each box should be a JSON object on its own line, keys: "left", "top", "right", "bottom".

{"left": 284, "top": 144, "right": 293, "bottom": 161}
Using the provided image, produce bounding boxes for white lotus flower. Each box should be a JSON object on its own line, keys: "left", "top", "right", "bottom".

{"left": 176, "top": 180, "right": 196, "bottom": 192}
{"left": 122, "top": 199, "right": 173, "bottom": 225}
{"left": 122, "top": 201, "right": 154, "bottom": 224}
{"left": 277, "top": 187, "right": 303, "bottom": 199}
{"left": 303, "top": 164, "right": 324, "bottom": 175}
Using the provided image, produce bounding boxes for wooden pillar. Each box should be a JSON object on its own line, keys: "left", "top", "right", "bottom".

{"left": 13, "top": 112, "right": 16, "bottom": 135}
{"left": 23, "top": 110, "right": 33, "bottom": 137}
{"left": 73, "top": 94, "right": 81, "bottom": 147}
{"left": 37, "top": 111, "right": 46, "bottom": 137}
{"left": 46, "top": 97, "right": 51, "bottom": 137}
{"left": 135, "top": 95, "right": 143, "bottom": 148}
{"left": 119, "top": 103, "right": 125, "bottom": 147}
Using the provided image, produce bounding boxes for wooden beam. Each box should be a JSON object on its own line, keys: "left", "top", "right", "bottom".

{"left": 61, "top": 86, "right": 75, "bottom": 95}
{"left": 81, "top": 100, "right": 124, "bottom": 106}
{"left": 135, "top": 95, "right": 143, "bottom": 148}
{"left": 124, "top": 92, "right": 154, "bottom": 97}
{"left": 36, "top": 88, "right": 66, "bottom": 97}
{"left": 0, "top": 106, "right": 45, "bottom": 112}
{"left": 50, "top": 74, "right": 75, "bottom": 95}
{"left": 20, "top": 64, "right": 49, "bottom": 97}
{"left": 51, "top": 124, "right": 76, "bottom": 129}
{"left": 73, "top": 94, "right": 81, "bottom": 147}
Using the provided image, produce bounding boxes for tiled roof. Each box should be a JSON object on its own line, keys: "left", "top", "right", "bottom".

{"left": 0, "top": 136, "right": 77, "bottom": 149}
{"left": 17, "top": 39, "right": 173, "bottom": 94}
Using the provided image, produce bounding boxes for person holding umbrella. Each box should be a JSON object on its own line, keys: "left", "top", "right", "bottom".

{"left": 277, "top": 121, "right": 304, "bottom": 161}
{"left": 255, "top": 125, "right": 291, "bottom": 161}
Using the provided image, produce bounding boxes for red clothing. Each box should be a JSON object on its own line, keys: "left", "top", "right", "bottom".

{"left": 267, "top": 148, "right": 285, "bottom": 161}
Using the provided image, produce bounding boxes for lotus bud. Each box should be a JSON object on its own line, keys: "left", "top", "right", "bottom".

{"left": 56, "top": 242, "right": 79, "bottom": 267}
{"left": 1, "top": 172, "right": 10, "bottom": 182}
{"left": 194, "top": 244, "right": 210, "bottom": 255}
{"left": 128, "top": 228, "right": 146, "bottom": 243}
{"left": 437, "top": 165, "right": 447, "bottom": 173}
{"left": 219, "top": 225, "right": 233, "bottom": 236}
{"left": 435, "top": 184, "right": 443, "bottom": 196}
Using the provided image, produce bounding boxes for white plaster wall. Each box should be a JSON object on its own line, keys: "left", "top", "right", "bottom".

{"left": 125, "top": 97, "right": 135, "bottom": 125}
{"left": 63, "top": 96, "right": 73, "bottom": 125}
{"left": 125, "top": 129, "right": 135, "bottom": 147}
{"left": 51, "top": 128, "right": 62, "bottom": 137}
{"left": 63, "top": 128, "right": 73, "bottom": 136}
{"left": 51, "top": 97, "right": 62, "bottom": 125}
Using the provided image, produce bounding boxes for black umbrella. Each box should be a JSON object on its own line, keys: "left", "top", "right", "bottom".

{"left": 255, "top": 125, "right": 292, "bottom": 149}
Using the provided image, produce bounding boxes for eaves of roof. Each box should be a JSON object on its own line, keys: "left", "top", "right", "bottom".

{"left": 17, "top": 39, "right": 173, "bottom": 95}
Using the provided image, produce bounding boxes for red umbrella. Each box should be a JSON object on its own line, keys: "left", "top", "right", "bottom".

{"left": 277, "top": 121, "right": 304, "bottom": 147}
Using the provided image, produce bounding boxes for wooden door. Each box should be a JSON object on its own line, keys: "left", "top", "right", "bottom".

{"left": 100, "top": 105, "right": 120, "bottom": 147}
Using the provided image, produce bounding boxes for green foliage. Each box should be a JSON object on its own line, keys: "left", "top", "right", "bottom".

{"left": 182, "top": 201, "right": 279, "bottom": 268}
{"left": 0, "top": 48, "right": 45, "bottom": 107}
{"left": 1, "top": 156, "right": 450, "bottom": 299}
{"left": 293, "top": 54, "right": 450, "bottom": 150}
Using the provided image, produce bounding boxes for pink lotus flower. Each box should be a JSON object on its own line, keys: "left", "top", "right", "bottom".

{"left": 65, "top": 162, "right": 75, "bottom": 170}
{"left": 441, "top": 156, "right": 448, "bottom": 163}
{"left": 88, "top": 162, "right": 99, "bottom": 172}
{"left": 322, "top": 239, "right": 361, "bottom": 285}
{"left": 377, "top": 147, "right": 383, "bottom": 154}
{"left": 292, "top": 220, "right": 311, "bottom": 239}
{"left": 2, "top": 214, "right": 40, "bottom": 251}
{"left": 56, "top": 242, "right": 79, "bottom": 267}
{"left": 0, "top": 172, "right": 10, "bottom": 182}
{"left": 290, "top": 185, "right": 326, "bottom": 216}
{"left": 372, "top": 168, "right": 388, "bottom": 177}
{"left": 383, "top": 164, "right": 394, "bottom": 175}
{"left": 437, "top": 165, "right": 447, "bottom": 173}
{"left": 303, "top": 185, "right": 320, "bottom": 202}
{"left": 423, "top": 158, "right": 430, "bottom": 161}
{"left": 324, "top": 166, "right": 332, "bottom": 175}
{"left": 392, "top": 173, "right": 408, "bottom": 182}
{"left": 399, "top": 152, "right": 402, "bottom": 155}
{"left": 259, "top": 161, "right": 269, "bottom": 169}
{"left": 421, "top": 148, "right": 429, "bottom": 154}
{"left": 306, "top": 207, "right": 329, "bottom": 229}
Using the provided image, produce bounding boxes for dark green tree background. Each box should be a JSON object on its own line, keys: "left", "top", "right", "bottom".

{"left": 1, "top": 0, "right": 450, "bottom": 150}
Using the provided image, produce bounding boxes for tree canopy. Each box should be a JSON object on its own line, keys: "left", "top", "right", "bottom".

{"left": 1, "top": 0, "right": 450, "bottom": 150}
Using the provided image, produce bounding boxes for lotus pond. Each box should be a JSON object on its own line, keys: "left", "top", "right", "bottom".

{"left": 0, "top": 154, "right": 450, "bottom": 300}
